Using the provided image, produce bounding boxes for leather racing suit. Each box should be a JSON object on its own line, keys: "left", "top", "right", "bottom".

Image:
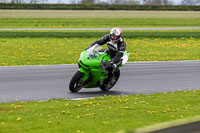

{"left": 90, "top": 34, "right": 126, "bottom": 66}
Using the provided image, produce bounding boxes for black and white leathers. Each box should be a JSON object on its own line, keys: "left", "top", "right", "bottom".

{"left": 90, "top": 34, "right": 126, "bottom": 64}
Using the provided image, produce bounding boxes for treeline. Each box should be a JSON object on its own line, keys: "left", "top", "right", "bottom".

{"left": 2, "top": 0, "right": 200, "bottom": 5}
{"left": 0, "top": 3, "right": 200, "bottom": 10}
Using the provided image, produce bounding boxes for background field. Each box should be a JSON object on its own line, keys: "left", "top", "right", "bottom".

{"left": 1, "top": 10, "right": 200, "bottom": 19}
{"left": 0, "top": 10, "right": 200, "bottom": 28}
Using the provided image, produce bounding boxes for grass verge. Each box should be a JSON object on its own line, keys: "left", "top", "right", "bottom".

{"left": 1, "top": 30, "right": 200, "bottom": 38}
{"left": 0, "top": 89, "right": 200, "bottom": 133}
{"left": 0, "top": 32, "right": 200, "bottom": 66}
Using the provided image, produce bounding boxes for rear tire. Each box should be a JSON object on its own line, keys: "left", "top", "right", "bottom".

{"left": 100, "top": 68, "right": 120, "bottom": 91}
{"left": 69, "top": 71, "right": 84, "bottom": 93}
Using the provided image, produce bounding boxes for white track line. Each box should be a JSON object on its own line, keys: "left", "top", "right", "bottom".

{"left": 0, "top": 60, "right": 200, "bottom": 68}
{"left": 1, "top": 27, "right": 200, "bottom": 31}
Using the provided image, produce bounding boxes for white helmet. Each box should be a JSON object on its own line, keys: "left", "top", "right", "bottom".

{"left": 110, "top": 27, "right": 122, "bottom": 42}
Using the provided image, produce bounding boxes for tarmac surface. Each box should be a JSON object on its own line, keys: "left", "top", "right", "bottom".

{"left": 0, "top": 60, "right": 200, "bottom": 103}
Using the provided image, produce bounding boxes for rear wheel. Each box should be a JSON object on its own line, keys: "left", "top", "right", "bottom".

{"left": 100, "top": 68, "right": 120, "bottom": 91}
{"left": 69, "top": 71, "right": 84, "bottom": 93}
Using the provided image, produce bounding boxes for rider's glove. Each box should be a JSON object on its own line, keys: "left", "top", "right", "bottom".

{"left": 85, "top": 46, "right": 91, "bottom": 50}
{"left": 102, "top": 61, "right": 113, "bottom": 69}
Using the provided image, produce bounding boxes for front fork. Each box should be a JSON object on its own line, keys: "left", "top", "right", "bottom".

{"left": 79, "top": 66, "right": 108, "bottom": 87}
{"left": 79, "top": 67, "right": 90, "bottom": 83}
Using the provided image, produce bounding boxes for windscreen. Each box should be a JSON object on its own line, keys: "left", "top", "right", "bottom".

{"left": 88, "top": 44, "right": 102, "bottom": 58}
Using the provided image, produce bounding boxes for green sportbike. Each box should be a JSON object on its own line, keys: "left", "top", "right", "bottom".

{"left": 69, "top": 44, "right": 129, "bottom": 92}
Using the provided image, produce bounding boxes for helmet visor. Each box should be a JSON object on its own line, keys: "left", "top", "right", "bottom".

{"left": 110, "top": 35, "right": 120, "bottom": 41}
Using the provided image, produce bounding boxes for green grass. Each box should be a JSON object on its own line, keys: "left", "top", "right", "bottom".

{"left": 0, "top": 90, "right": 200, "bottom": 133}
{"left": 0, "top": 33, "right": 200, "bottom": 66}
{"left": 1, "top": 18, "right": 200, "bottom": 28}
{"left": 0, "top": 10, "right": 200, "bottom": 28}
{"left": 1, "top": 30, "right": 200, "bottom": 38}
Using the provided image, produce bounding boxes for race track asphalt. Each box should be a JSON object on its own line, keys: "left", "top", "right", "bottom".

{"left": 0, "top": 60, "right": 200, "bottom": 103}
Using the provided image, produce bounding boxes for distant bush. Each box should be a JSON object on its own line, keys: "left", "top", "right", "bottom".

{"left": 0, "top": 4, "right": 200, "bottom": 11}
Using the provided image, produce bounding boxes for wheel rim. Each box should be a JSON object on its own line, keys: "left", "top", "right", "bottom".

{"left": 74, "top": 78, "right": 84, "bottom": 91}
{"left": 104, "top": 75, "right": 117, "bottom": 90}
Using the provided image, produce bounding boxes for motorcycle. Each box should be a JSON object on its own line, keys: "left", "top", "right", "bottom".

{"left": 69, "top": 44, "right": 129, "bottom": 93}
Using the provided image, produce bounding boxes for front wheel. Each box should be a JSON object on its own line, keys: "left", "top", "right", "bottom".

{"left": 100, "top": 68, "right": 120, "bottom": 91}
{"left": 69, "top": 71, "right": 84, "bottom": 93}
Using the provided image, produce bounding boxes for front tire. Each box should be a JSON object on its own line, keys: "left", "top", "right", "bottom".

{"left": 69, "top": 71, "right": 84, "bottom": 93}
{"left": 100, "top": 68, "right": 120, "bottom": 91}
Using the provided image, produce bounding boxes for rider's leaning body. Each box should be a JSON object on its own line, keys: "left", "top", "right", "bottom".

{"left": 89, "top": 27, "right": 126, "bottom": 68}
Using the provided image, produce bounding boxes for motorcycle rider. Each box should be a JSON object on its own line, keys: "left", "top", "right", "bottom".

{"left": 88, "top": 27, "right": 126, "bottom": 69}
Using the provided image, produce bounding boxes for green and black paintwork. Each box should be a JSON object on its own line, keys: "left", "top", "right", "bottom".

{"left": 69, "top": 45, "right": 129, "bottom": 92}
